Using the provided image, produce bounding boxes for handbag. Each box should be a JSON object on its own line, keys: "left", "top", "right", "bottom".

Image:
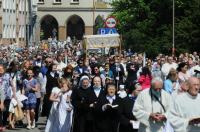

{"left": 14, "top": 105, "right": 24, "bottom": 121}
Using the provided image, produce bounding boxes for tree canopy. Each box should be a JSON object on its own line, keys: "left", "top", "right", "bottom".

{"left": 111, "top": 0, "right": 200, "bottom": 57}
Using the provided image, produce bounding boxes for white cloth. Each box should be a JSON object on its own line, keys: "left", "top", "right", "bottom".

{"left": 161, "top": 63, "right": 177, "bottom": 78}
{"left": 58, "top": 90, "right": 73, "bottom": 132}
{"left": 163, "top": 120, "right": 174, "bottom": 132}
{"left": 57, "top": 61, "right": 67, "bottom": 72}
{"left": 133, "top": 89, "right": 172, "bottom": 132}
{"left": 190, "top": 65, "right": 200, "bottom": 76}
{"left": 169, "top": 92, "right": 200, "bottom": 132}
{"left": 45, "top": 87, "right": 61, "bottom": 132}
{"left": 9, "top": 91, "right": 28, "bottom": 113}
{"left": 35, "top": 73, "right": 45, "bottom": 98}
{"left": 117, "top": 90, "right": 127, "bottom": 98}
{"left": 178, "top": 72, "right": 190, "bottom": 82}
{"left": 45, "top": 88, "right": 73, "bottom": 132}
{"left": 130, "top": 120, "right": 140, "bottom": 129}
{"left": 40, "top": 73, "right": 47, "bottom": 94}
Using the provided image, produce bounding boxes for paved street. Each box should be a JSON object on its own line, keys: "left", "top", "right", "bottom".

{"left": 5, "top": 117, "right": 47, "bottom": 132}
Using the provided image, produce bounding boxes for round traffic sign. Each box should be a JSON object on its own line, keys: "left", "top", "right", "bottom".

{"left": 105, "top": 16, "right": 117, "bottom": 28}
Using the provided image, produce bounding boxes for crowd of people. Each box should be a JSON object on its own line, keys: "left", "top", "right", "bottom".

{"left": 0, "top": 41, "right": 200, "bottom": 132}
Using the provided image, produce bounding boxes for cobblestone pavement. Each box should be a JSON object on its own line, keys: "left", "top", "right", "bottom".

{"left": 5, "top": 117, "right": 47, "bottom": 132}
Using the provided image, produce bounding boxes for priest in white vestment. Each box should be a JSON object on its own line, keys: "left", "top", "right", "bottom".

{"left": 169, "top": 77, "right": 200, "bottom": 132}
{"left": 133, "top": 77, "right": 172, "bottom": 132}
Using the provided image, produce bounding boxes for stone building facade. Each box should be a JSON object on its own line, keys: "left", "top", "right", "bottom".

{"left": 0, "top": 0, "right": 25, "bottom": 45}
{"left": 36, "top": 0, "right": 113, "bottom": 42}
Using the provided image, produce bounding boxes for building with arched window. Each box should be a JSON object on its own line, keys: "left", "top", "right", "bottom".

{"left": 36, "top": 0, "right": 113, "bottom": 42}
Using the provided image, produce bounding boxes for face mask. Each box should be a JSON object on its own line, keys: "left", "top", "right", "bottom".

{"left": 93, "top": 85, "right": 101, "bottom": 89}
{"left": 65, "top": 72, "right": 72, "bottom": 77}
{"left": 52, "top": 70, "right": 57, "bottom": 74}
{"left": 151, "top": 89, "right": 161, "bottom": 98}
{"left": 115, "top": 63, "right": 119, "bottom": 66}
{"left": 66, "top": 71, "right": 72, "bottom": 74}
{"left": 27, "top": 75, "right": 32, "bottom": 78}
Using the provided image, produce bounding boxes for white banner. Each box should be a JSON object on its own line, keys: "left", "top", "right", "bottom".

{"left": 84, "top": 34, "right": 120, "bottom": 49}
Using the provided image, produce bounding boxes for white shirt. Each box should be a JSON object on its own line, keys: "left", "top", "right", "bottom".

{"left": 106, "top": 95, "right": 116, "bottom": 104}
{"left": 50, "top": 72, "right": 58, "bottom": 78}
{"left": 57, "top": 61, "right": 67, "bottom": 71}
{"left": 94, "top": 87, "right": 101, "bottom": 97}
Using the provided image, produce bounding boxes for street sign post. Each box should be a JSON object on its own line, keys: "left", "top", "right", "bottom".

{"left": 98, "top": 28, "right": 118, "bottom": 35}
{"left": 105, "top": 16, "right": 117, "bottom": 28}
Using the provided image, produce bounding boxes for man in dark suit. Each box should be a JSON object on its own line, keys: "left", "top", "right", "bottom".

{"left": 42, "top": 64, "right": 59, "bottom": 118}
{"left": 119, "top": 82, "right": 142, "bottom": 132}
{"left": 74, "top": 58, "right": 89, "bottom": 75}
{"left": 110, "top": 56, "right": 125, "bottom": 87}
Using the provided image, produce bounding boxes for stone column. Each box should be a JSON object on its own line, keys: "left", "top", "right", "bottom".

{"left": 85, "top": 26, "right": 93, "bottom": 35}
{"left": 0, "top": 17, "right": 2, "bottom": 44}
{"left": 58, "top": 26, "right": 66, "bottom": 41}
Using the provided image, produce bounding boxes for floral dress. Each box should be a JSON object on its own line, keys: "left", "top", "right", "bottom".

{"left": 23, "top": 78, "right": 37, "bottom": 109}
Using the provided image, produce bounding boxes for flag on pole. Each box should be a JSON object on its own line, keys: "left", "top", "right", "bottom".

{"left": 143, "top": 52, "right": 146, "bottom": 67}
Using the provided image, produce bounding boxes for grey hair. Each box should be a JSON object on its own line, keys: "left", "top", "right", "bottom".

{"left": 151, "top": 77, "right": 163, "bottom": 85}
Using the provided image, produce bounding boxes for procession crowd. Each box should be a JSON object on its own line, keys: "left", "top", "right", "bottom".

{"left": 0, "top": 41, "right": 200, "bottom": 132}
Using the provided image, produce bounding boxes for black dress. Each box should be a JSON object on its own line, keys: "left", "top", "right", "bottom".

{"left": 96, "top": 95, "right": 123, "bottom": 132}
{"left": 71, "top": 87, "right": 93, "bottom": 132}
{"left": 87, "top": 87, "right": 106, "bottom": 132}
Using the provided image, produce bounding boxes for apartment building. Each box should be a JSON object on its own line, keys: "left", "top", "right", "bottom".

{"left": 0, "top": 0, "right": 37, "bottom": 46}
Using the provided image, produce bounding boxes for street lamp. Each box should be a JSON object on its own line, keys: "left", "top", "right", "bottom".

{"left": 172, "top": 0, "right": 175, "bottom": 56}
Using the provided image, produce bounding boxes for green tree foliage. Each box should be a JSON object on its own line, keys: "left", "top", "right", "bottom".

{"left": 94, "top": 15, "right": 105, "bottom": 34}
{"left": 111, "top": 0, "right": 200, "bottom": 57}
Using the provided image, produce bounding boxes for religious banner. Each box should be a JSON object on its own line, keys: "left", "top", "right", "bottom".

{"left": 84, "top": 34, "right": 120, "bottom": 49}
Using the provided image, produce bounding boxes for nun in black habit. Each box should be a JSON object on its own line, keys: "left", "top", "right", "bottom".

{"left": 71, "top": 75, "right": 93, "bottom": 132}
{"left": 95, "top": 83, "right": 124, "bottom": 132}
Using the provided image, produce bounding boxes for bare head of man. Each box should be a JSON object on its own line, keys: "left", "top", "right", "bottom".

{"left": 188, "top": 77, "right": 200, "bottom": 96}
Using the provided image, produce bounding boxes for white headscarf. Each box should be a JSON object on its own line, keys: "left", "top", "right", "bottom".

{"left": 79, "top": 75, "right": 91, "bottom": 88}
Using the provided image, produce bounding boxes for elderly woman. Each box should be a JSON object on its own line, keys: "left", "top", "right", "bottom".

{"left": 96, "top": 83, "right": 124, "bottom": 132}
{"left": 71, "top": 75, "right": 92, "bottom": 132}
